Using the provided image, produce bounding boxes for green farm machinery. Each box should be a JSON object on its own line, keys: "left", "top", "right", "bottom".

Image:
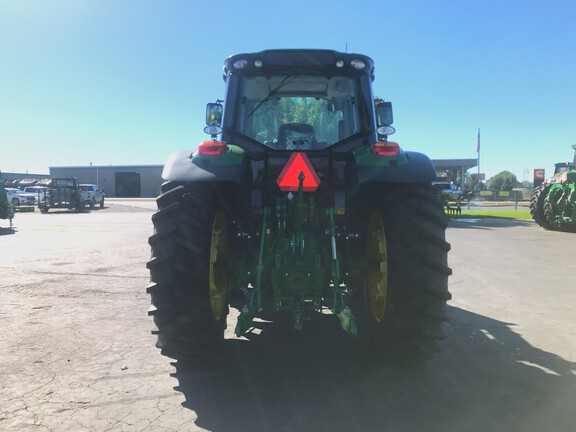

{"left": 530, "top": 145, "right": 576, "bottom": 231}
{"left": 147, "top": 50, "right": 452, "bottom": 365}
{"left": 0, "top": 180, "right": 15, "bottom": 228}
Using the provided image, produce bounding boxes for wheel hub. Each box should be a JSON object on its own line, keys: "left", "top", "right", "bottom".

{"left": 365, "top": 210, "right": 388, "bottom": 322}
{"left": 209, "top": 209, "right": 229, "bottom": 321}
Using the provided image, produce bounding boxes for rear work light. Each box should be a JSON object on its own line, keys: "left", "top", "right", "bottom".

{"left": 372, "top": 141, "right": 401, "bottom": 157}
{"left": 197, "top": 140, "right": 229, "bottom": 156}
{"left": 233, "top": 59, "right": 248, "bottom": 69}
{"left": 350, "top": 59, "right": 366, "bottom": 70}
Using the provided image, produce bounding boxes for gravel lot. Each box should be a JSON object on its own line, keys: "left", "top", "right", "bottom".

{"left": 1, "top": 203, "right": 575, "bottom": 432}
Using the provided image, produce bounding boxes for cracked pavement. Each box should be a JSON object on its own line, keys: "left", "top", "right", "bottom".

{"left": 0, "top": 205, "right": 200, "bottom": 431}
{"left": 1, "top": 203, "right": 575, "bottom": 431}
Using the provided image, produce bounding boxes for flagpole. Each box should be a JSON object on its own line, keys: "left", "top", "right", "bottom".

{"left": 477, "top": 128, "right": 481, "bottom": 178}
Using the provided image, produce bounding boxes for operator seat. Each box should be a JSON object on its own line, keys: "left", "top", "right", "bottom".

{"left": 277, "top": 123, "right": 318, "bottom": 150}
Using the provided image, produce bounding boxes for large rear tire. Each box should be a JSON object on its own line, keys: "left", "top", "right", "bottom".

{"left": 543, "top": 201, "right": 560, "bottom": 231}
{"left": 147, "top": 182, "right": 230, "bottom": 362}
{"left": 351, "top": 183, "right": 452, "bottom": 361}
{"left": 530, "top": 183, "right": 551, "bottom": 228}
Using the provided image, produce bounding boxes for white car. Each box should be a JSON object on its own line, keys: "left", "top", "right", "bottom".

{"left": 5, "top": 188, "right": 37, "bottom": 206}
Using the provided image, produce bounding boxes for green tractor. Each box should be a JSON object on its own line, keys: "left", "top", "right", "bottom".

{"left": 530, "top": 145, "right": 576, "bottom": 232}
{"left": 147, "top": 50, "right": 452, "bottom": 365}
{"left": 0, "top": 178, "right": 15, "bottom": 228}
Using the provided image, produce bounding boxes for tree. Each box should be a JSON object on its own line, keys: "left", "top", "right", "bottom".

{"left": 465, "top": 173, "right": 482, "bottom": 192}
{"left": 252, "top": 97, "right": 334, "bottom": 143}
{"left": 487, "top": 171, "right": 519, "bottom": 192}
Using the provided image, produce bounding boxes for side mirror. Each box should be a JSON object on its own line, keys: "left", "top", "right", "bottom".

{"left": 206, "top": 103, "right": 223, "bottom": 127}
{"left": 375, "top": 101, "right": 393, "bottom": 127}
{"left": 375, "top": 101, "right": 395, "bottom": 136}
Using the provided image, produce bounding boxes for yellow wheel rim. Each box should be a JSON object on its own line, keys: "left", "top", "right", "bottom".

{"left": 209, "top": 209, "right": 229, "bottom": 321}
{"left": 365, "top": 209, "right": 388, "bottom": 322}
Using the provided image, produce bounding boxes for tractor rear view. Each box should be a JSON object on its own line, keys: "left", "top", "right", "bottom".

{"left": 147, "top": 50, "right": 452, "bottom": 366}
{"left": 530, "top": 145, "right": 576, "bottom": 232}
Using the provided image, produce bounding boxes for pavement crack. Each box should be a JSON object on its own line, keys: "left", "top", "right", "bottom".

{"left": 13, "top": 374, "right": 56, "bottom": 399}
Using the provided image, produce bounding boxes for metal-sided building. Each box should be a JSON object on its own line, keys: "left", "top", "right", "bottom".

{"left": 51, "top": 158, "right": 479, "bottom": 198}
{"left": 9, "top": 157, "right": 476, "bottom": 199}
{"left": 49, "top": 165, "right": 164, "bottom": 198}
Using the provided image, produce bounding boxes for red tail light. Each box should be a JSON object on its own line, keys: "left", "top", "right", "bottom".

{"left": 373, "top": 141, "right": 400, "bottom": 157}
{"left": 197, "top": 140, "right": 229, "bottom": 156}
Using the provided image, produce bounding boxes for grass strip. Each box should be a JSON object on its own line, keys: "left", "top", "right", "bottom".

{"left": 452, "top": 209, "right": 532, "bottom": 220}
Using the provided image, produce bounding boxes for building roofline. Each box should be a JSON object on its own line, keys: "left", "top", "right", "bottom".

{"left": 49, "top": 164, "right": 164, "bottom": 169}
{"left": 432, "top": 158, "right": 478, "bottom": 170}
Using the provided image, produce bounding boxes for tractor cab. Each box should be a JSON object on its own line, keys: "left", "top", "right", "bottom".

{"left": 203, "top": 50, "right": 395, "bottom": 154}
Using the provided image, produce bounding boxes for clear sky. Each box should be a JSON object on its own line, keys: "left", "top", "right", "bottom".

{"left": 1, "top": 0, "right": 575, "bottom": 183}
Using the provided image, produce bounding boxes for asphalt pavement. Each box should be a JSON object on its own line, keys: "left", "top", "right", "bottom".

{"left": 0, "top": 203, "right": 574, "bottom": 432}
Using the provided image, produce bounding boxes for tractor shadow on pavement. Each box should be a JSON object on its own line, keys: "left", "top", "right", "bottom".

{"left": 0, "top": 226, "right": 16, "bottom": 235}
{"left": 172, "top": 306, "right": 576, "bottom": 432}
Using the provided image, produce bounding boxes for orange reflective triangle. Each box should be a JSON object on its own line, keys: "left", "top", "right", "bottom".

{"left": 276, "top": 152, "right": 321, "bottom": 192}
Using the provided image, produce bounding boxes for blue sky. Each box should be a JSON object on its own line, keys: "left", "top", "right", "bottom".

{"left": 1, "top": 0, "right": 575, "bottom": 183}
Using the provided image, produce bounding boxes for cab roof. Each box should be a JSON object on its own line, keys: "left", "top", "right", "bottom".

{"left": 223, "top": 49, "right": 375, "bottom": 81}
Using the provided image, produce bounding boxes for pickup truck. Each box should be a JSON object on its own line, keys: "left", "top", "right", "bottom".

{"left": 79, "top": 184, "right": 105, "bottom": 208}
{"left": 432, "top": 181, "right": 463, "bottom": 201}
{"left": 23, "top": 186, "right": 49, "bottom": 201}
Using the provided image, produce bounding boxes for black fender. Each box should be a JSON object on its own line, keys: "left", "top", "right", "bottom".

{"left": 162, "top": 150, "right": 247, "bottom": 183}
{"left": 355, "top": 151, "right": 437, "bottom": 184}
